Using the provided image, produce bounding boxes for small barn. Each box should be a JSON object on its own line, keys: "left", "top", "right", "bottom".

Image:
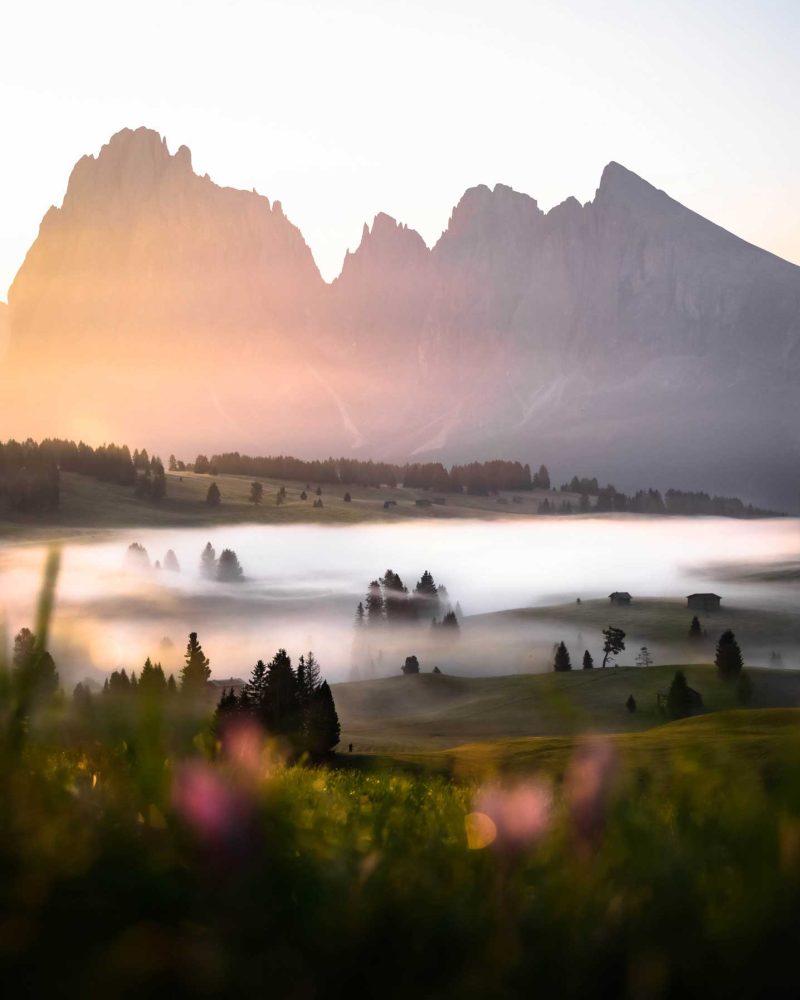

{"left": 687, "top": 593, "right": 721, "bottom": 611}
{"left": 609, "top": 592, "right": 632, "bottom": 606}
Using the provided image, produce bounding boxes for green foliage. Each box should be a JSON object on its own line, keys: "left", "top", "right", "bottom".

{"left": 667, "top": 669, "right": 696, "bottom": 719}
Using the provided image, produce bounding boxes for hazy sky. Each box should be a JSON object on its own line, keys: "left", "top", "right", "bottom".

{"left": 2, "top": 0, "right": 799, "bottom": 293}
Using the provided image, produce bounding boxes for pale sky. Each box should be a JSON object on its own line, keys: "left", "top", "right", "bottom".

{"left": 2, "top": 0, "right": 799, "bottom": 294}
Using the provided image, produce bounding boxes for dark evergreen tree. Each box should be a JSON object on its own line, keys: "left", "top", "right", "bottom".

{"left": 441, "top": 610, "right": 459, "bottom": 628}
{"left": 181, "top": 632, "right": 211, "bottom": 694}
{"left": 344, "top": 492, "right": 352, "bottom": 502}
{"left": 715, "top": 630, "right": 744, "bottom": 681}
{"left": 667, "top": 670, "right": 693, "bottom": 719}
{"left": 245, "top": 659, "right": 269, "bottom": 705}
{"left": 217, "top": 548, "right": 244, "bottom": 582}
{"left": 306, "top": 681, "right": 340, "bottom": 756}
{"left": 139, "top": 657, "right": 167, "bottom": 696}
{"left": 355, "top": 602, "right": 365, "bottom": 627}
{"left": 689, "top": 616, "right": 703, "bottom": 641}
{"left": 365, "top": 580, "right": 385, "bottom": 626}
{"left": 167, "top": 674, "right": 177, "bottom": 695}
{"left": 249, "top": 481, "right": 264, "bottom": 504}
{"left": 12, "top": 627, "right": 60, "bottom": 704}
{"left": 626, "top": 694, "right": 637, "bottom": 712}
{"left": 582, "top": 650, "right": 594, "bottom": 670}
{"left": 206, "top": 482, "right": 221, "bottom": 506}
{"left": 553, "top": 641, "right": 572, "bottom": 672}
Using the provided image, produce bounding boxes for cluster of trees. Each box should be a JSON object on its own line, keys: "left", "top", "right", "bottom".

{"left": 9, "top": 627, "right": 59, "bottom": 707}
{"left": 589, "top": 484, "right": 778, "bottom": 518}
{"left": 217, "top": 650, "right": 340, "bottom": 758}
{"left": 0, "top": 439, "right": 173, "bottom": 513}
{"left": 125, "top": 542, "right": 180, "bottom": 572}
{"left": 93, "top": 657, "right": 178, "bottom": 699}
{"left": 0, "top": 441, "right": 60, "bottom": 513}
{"left": 552, "top": 628, "right": 627, "bottom": 673}
{"left": 356, "top": 570, "right": 460, "bottom": 627}
{"left": 200, "top": 542, "right": 244, "bottom": 582}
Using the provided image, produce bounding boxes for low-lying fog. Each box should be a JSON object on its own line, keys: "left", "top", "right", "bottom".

{"left": 1, "top": 516, "right": 798, "bottom": 687}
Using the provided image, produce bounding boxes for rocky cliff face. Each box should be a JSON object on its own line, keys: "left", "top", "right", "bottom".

{"left": 5, "top": 130, "right": 800, "bottom": 505}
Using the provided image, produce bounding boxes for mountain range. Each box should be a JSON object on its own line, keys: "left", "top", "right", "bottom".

{"left": 3, "top": 127, "right": 799, "bottom": 507}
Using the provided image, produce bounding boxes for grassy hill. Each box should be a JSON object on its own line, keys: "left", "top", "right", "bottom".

{"left": 334, "top": 665, "right": 800, "bottom": 753}
{"left": 350, "top": 708, "right": 800, "bottom": 778}
{"left": 1, "top": 469, "right": 580, "bottom": 539}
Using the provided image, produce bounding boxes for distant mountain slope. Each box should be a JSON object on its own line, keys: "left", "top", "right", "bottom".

{"left": 4, "top": 129, "right": 799, "bottom": 506}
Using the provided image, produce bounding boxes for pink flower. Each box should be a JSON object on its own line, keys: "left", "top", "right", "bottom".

{"left": 470, "top": 780, "right": 552, "bottom": 850}
{"left": 173, "top": 762, "right": 251, "bottom": 846}
{"left": 564, "top": 737, "right": 618, "bottom": 846}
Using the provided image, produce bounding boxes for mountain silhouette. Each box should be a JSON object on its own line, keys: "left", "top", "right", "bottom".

{"left": 3, "top": 128, "right": 799, "bottom": 506}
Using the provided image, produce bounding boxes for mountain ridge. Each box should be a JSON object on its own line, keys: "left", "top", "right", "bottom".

{"left": 3, "top": 127, "right": 799, "bottom": 508}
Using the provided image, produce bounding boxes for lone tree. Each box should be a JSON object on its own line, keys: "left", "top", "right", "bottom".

{"left": 666, "top": 669, "right": 693, "bottom": 719}
{"left": 217, "top": 548, "right": 244, "bottom": 583}
{"left": 553, "top": 641, "right": 572, "bottom": 672}
{"left": 626, "top": 694, "right": 637, "bottom": 713}
{"left": 200, "top": 542, "right": 217, "bottom": 579}
{"left": 636, "top": 646, "right": 653, "bottom": 667}
{"left": 206, "top": 482, "right": 221, "bottom": 506}
{"left": 181, "top": 632, "right": 211, "bottom": 694}
{"left": 582, "top": 650, "right": 594, "bottom": 670}
{"left": 249, "top": 482, "right": 263, "bottom": 504}
{"left": 164, "top": 549, "right": 180, "bottom": 572}
{"left": 343, "top": 492, "right": 352, "bottom": 502}
{"left": 601, "top": 626, "right": 626, "bottom": 668}
{"left": 688, "top": 615, "right": 703, "bottom": 641}
{"left": 715, "top": 630, "right": 743, "bottom": 681}
{"left": 402, "top": 655, "right": 420, "bottom": 675}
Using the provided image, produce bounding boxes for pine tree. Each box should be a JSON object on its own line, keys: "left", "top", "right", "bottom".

{"left": 167, "top": 674, "right": 177, "bottom": 695}
{"left": 164, "top": 549, "right": 180, "bottom": 572}
{"left": 263, "top": 649, "right": 299, "bottom": 735}
{"left": 304, "top": 651, "right": 321, "bottom": 692}
{"left": 626, "top": 694, "right": 637, "bottom": 712}
{"left": 206, "top": 482, "right": 221, "bottom": 506}
{"left": 181, "top": 632, "right": 211, "bottom": 694}
{"left": 306, "top": 681, "right": 340, "bottom": 757}
{"left": 200, "top": 542, "right": 217, "bottom": 579}
{"left": 582, "top": 650, "right": 594, "bottom": 670}
{"left": 139, "top": 657, "right": 167, "bottom": 696}
{"left": 217, "top": 548, "right": 244, "bottom": 582}
{"left": 667, "top": 670, "right": 693, "bottom": 719}
{"left": 441, "top": 610, "right": 459, "bottom": 628}
{"left": 245, "top": 659, "right": 268, "bottom": 705}
{"left": 635, "top": 646, "right": 653, "bottom": 667}
{"left": 365, "top": 580, "right": 385, "bottom": 626}
{"left": 553, "top": 641, "right": 572, "bottom": 672}
{"left": 716, "top": 630, "right": 743, "bottom": 681}
{"left": 355, "top": 602, "right": 365, "bottom": 627}
{"left": 249, "top": 481, "right": 264, "bottom": 504}
{"left": 689, "top": 616, "right": 703, "bottom": 641}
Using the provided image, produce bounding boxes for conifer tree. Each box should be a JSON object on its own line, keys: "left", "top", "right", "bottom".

{"left": 306, "top": 681, "right": 340, "bottom": 756}
{"left": 715, "top": 630, "right": 743, "bottom": 681}
{"left": 582, "top": 650, "right": 594, "bottom": 670}
{"left": 667, "top": 670, "right": 693, "bottom": 719}
{"left": 181, "top": 632, "right": 211, "bottom": 694}
{"left": 249, "top": 481, "right": 264, "bottom": 504}
{"left": 206, "top": 482, "right": 221, "bottom": 506}
{"left": 200, "top": 542, "right": 217, "bottom": 579}
{"left": 164, "top": 549, "right": 180, "bottom": 572}
{"left": 217, "top": 548, "right": 244, "bottom": 582}
{"left": 626, "top": 693, "right": 637, "bottom": 712}
{"left": 355, "top": 601, "right": 365, "bottom": 627}
{"left": 553, "top": 641, "right": 572, "bottom": 672}
{"left": 689, "top": 616, "right": 703, "bottom": 641}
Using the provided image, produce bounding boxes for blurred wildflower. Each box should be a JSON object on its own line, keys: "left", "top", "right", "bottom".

{"left": 471, "top": 780, "right": 552, "bottom": 849}
{"left": 564, "top": 736, "right": 618, "bottom": 848}
{"left": 221, "top": 717, "right": 282, "bottom": 784}
{"left": 173, "top": 761, "right": 252, "bottom": 847}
